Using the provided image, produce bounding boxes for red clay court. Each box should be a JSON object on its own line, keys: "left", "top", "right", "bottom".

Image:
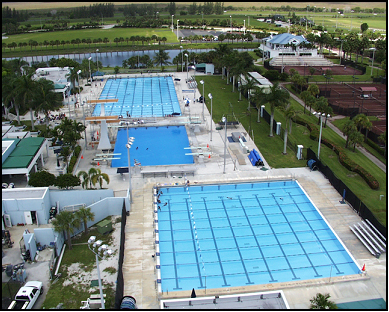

{"left": 275, "top": 65, "right": 364, "bottom": 76}
{"left": 318, "top": 83, "right": 386, "bottom": 137}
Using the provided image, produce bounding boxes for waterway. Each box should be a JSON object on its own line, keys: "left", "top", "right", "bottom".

{"left": 3, "top": 48, "right": 256, "bottom": 67}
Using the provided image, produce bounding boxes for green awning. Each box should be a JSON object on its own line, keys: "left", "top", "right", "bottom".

{"left": 2, "top": 156, "right": 33, "bottom": 169}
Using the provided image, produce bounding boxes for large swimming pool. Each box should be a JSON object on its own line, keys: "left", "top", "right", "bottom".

{"left": 156, "top": 180, "right": 361, "bottom": 292}
{"left": 111, "top": 126, "right": 194, "bottom": 167}
{"left": 92, "top": 76, "right": 181, "bottom": 117}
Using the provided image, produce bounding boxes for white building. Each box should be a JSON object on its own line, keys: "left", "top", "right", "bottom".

{"left": 33, "top": 67, "right": 72, "bottom": 100}
{"left": 260, "top": 33, "right": 317, "bottom": 59}
{"left": 240, "top": 72, "right": 273, "bottom": 94}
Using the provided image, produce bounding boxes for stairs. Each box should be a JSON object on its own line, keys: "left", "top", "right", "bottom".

{"left": 349, "top": 219, "right": 386, "bottom": 258}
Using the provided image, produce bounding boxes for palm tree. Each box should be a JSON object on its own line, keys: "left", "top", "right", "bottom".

{"left": 300, "top": 90, "right": 315, "bottom": 114}
{"left": 261, "top": 82, "right": 290, "bottom": 137}
{"left": 51, "top": 210, "right": 80, "bottom": 250}
{"left": 309, "top": 293, "right": 337, "bottom": 309}
{"left": 2, "top": 75, "right": 22, "bottom": 125}
{"left": 77, "top": 168, "right": 98, "bottom": 189}
{"left": 353, "top": 114, "right": 372, "bottom": 142}
{"left": 153, "top": 49, "right": 171, "bottom": 70}
{"left": 75, "top": 206, "right": 95, "bottom": 235}
{"left": 34, "top": 79, "right": 63, "bottom": 125}
{"left": 91, "top": 168, "right": 110, "bottom": 189}
{"left": 282, "top": 103, "right": 298, "bottom": 154}
{"left": 66, "top": 67, "right": 81, "bottom": 91}
{"left": 342, "top": 119, "right": 358, "bottom": 149}
{"left": 14, "top": 74, "right": 37, "bottom": 131}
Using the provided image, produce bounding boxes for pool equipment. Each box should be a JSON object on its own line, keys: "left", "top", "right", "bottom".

{"left": 248, "top": 149, "right": 264, "bottom": 166}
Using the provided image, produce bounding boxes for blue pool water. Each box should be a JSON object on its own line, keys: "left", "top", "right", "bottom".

{"left": 92, "top": 76, "right": 181, "bottom": 117}
{"left": 111, "top": 126, "right": 194, "bottom": 167}
{"left": 156, "top": 180, "right": 360, "bottom": 292}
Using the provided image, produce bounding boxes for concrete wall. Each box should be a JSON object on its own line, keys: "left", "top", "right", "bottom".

{"left": 49, "top": 189, "right": 114, "bottom": 209}
{"left": 23, "top": 232, "right": 37, "bottom": 261}
{"left": 2, "top": 198, "right": 47, "bottom": 226}
{"left": 70, "top": 197, "right": 125, "bottom": 237}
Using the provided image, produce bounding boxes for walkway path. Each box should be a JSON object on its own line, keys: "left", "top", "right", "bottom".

{"left": 283, "top": 84, "right": 386, "bottom": 173}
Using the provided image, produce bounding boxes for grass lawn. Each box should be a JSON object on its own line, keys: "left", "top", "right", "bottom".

{"left": 195, "top": 75, "right": 386, "bottom": 226}
{"left": 42, "top": 217, "right": 119, "bottom": 309}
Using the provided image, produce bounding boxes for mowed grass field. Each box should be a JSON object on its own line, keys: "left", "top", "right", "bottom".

{"left": 3, "top": 28, "right": 179, "bottom": 45}
{"left": 3, "top": 2, "right": 387, "bottom": 10}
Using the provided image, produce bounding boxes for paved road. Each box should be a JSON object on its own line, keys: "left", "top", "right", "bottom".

{"left": 283, "top": 84, "right": 386, "bottom": 173}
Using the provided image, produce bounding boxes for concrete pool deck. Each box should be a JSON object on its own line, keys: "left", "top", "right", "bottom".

{"left": 8, "top": 71, "right": 386, "bottom": 309}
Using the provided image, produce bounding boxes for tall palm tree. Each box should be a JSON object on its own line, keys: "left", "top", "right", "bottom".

{"left": 282, "top": 103, "right": 298, "bottom": 155}
{"left": 34, "top": 79, "right": 63, "bottom": 125}
{"left": 2, "top": 75, "right": 22, "bottom": 125}
{"left": 342, "top": 119, "right": 358, "bottom": 149}
{"left": 91, "top": 168, "right": 110, "bottom": 189}
{"left": 75, "top": 206, "right": 95, "bottom": 235}
{"left": 51, "top": 210, "right": 80, "bottom": 250}
{"left": 353, "top": 114, "right": 372, "bottom": 142}
{"left": 261, "top": 82, "right": 290, "bottom": 137}
{"left": 66, "top": 67, "right": 80, "bottom": 92}
{"left": 14, "top": 74, "right": 37, "bottom": 130}
{"left": 153, "top": 49, "right": 171, "bottom": 70}
{"left": 309, "top": 293, "right": 337, "bottom": 309}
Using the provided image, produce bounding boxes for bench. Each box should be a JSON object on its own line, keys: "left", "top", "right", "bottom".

{"left": 90, "top": 294, "right": 106, "bottom": 299}
{"left": 218, "top": 121, "right": 239, "bottom": 128}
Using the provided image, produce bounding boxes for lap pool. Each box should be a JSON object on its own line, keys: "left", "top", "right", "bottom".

{"left": 156, "top": 180, "right": 361, "bottom": 292}
{"left": 92, "top": 76, "right": 181, "bottom": 117}
{"left": 111, "top": 126, "right": 194, "bottom": 167}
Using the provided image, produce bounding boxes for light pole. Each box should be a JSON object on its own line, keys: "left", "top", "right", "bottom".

{"left": 230, "top": 16, "right": 232, "bottom": 32}
{"left": 208, "top": 93, "right": 213, "bottom": 141}
{"left": 180, "top": 46, "right": 183, "bottom": 72}
{"left": 313, "top": 6, "right": 316, "bottom": 24}
{"left": 322, "top": 7, "right": 325, "bottom": 29}
{"left": 171, "top": 15, "right": 174, "bottom": 32}
{"left": 176, "top": 19, "right": 179, "bottom": 41}
{"left": 306, "top": 5, "right": 309, "bottom": 31}
{"left": 87, "top": 236, "right": 113, "bottom": 310}
{"left": 370, "top": 47, "right": 376, "bottom": 76}
{"left": 184, "top": 53, "right": 188, "bottom": 80}
{"left": 77, "top": 70, "right": 81, "bottom": 117}
{"left": 88, "top": 57, "right": 92, "bottom": 84}
{"left": 96, "top": 49, "right": 99, "bottom": 72}
{"left": 336, "top": 8, "right": 339, "bottom": 28}
{"left": 222, "top": 116, "right": 227, "bottom": 174}
{"left": 243, "top": 20, "right": 245, "bottom": 36}
{"left": 126, "top": 123, "right": 135, "bottom": 203}
{"left": 200, "top": 80, "right": 205, "bottom": 121}
{"left": 313, "top": 112, "right": 326, "bottom": 159}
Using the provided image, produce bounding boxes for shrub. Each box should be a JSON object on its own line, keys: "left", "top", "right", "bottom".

{"left": 55, "top": 173, "right": 81, "bottom": 189}
{"left": 28, "top": 170, "right": 56, "bottom": 187}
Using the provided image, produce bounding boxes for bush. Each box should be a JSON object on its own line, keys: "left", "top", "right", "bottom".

{"left": 264, "top": 69, "right": 279, "bottom": 81}
{"left": 366, "top": 138, "right": 385, "bottom": 156}
{"left": 68, "top": 145, "right": 82, "bottom": 173}
{"left": 55, "top": 173, "right": 81, "bottom": 189}
{"left": 28, "top": 170, "right": 56, "bottom": 187}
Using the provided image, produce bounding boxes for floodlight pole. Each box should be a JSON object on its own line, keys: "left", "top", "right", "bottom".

{"left": 171, "top": 15, "right": 174, "bottom": 32}
{"left": 208, "top": 93, "right": 213, "bottom": 141}
{"left": 222, "top": 116, "right": 227, "bottom": 174}
{"left": 177, "top": 20, "right": 179, "bottom": 41}
{"left": 87, "top": 243, "right": 105, "bottom": 309}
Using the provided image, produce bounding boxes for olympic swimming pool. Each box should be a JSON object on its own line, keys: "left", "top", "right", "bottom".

{"left": 92, "top": 76, "right": 181, "bottom": 117}
{"left": 156, "top": 180, "right": 361, "bottom": 292}
{"left": 111, "top": 126, "right": 194, "bottom": 167}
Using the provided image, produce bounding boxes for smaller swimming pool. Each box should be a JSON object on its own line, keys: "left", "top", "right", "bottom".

{"left": 111, "top": 126, "right": 194, "bottom": 167}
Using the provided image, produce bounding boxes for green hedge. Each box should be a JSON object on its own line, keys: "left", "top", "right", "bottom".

{"left": 68, "top": 145, "right": 82, "bottom": 174}
{"left": 367, "top": 138, "right": 385, "bottom": 156}
{"left": 295, "top": 116, "right": 380, "bottom": 190}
